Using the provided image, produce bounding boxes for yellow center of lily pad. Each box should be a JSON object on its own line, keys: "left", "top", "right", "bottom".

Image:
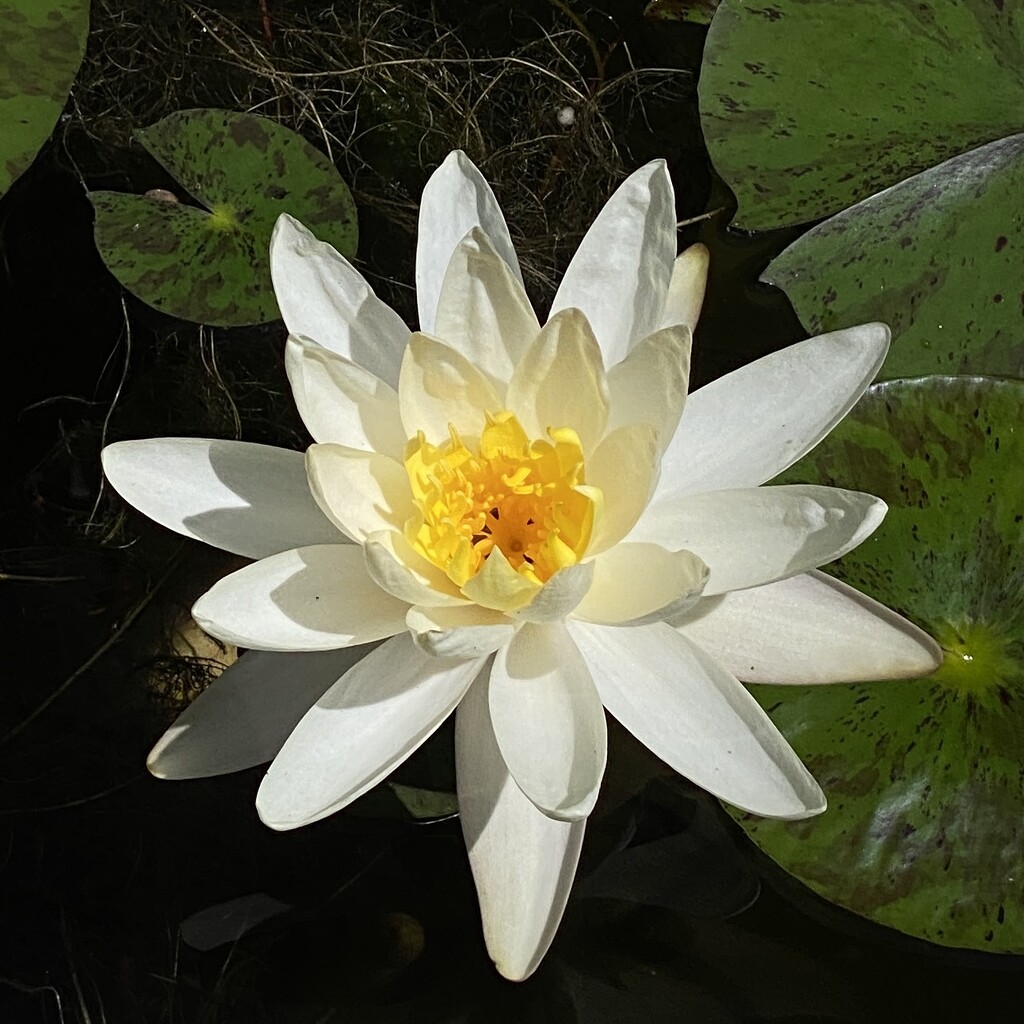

{"left": 932, "top": 619, "right": 1021, "bottom": 703}
{"left": 403, "top": 410, "right": 597, "bottom": 588}
{"left": 207, "top": 202, "right": 238, "bottom": 231}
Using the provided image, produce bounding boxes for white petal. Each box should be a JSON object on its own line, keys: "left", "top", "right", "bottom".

{"left": 513, "top": 561, "right": 594, "bottom": 623}
{"left": 192, "top": 545, "right": 409, "bottom": 651}
{"left": 416, "top": 151, "right": 523, "bottom": 335}
{"left": 147, "top": 646, "right": 377, "bottom": 778}
{"left": 406, "top": 604, "right": 516, "bottom": 658}
{"left": 658, "top": 244, "right": 709, "bottom": 332}
{"left": 258, "top": 634, "right": 483, "bottom": 828}
{"left": 572, "top": 544, "right": 708, "bottom": 626}
{"left": 656, "top": 323, "right": 890, "bottom": 500}
{"left": 605, "top": 324, "right": 691, "bottom": 451}
{"left": 433, "top": 227, "right": 540, "bottom": 390}
{"left": 398, "top": 333, "right": 501, "bottom": 443}
{"left": 506, "top": 308, "right": 609, "bottom": 454}
{"left": 674, "top": 570, "right": 942, "bottom": 683}
{"left": 629, "top": 485, "right": 886, "bottom": 596}
{"left": 270, "top": 215, "right": 409, "bottom": 388}
{"left": 489, "top": 623, "right": 606, "bottom": 821}
{"left": 549, "top": 160, "right": 676, "bottom": 366}
{"left": 568, "top": 620, "right": 825, "bottom": 819}
{"left": 364, "top": 530, "right": 467, "bottom": 607}
{"left": 285, "top": 335, "right": 405, "bottom": 457}
{"left": 457, "top": 668, "right": 585, "bottom": 981}
{"left": 305, "top": 444, "right": 413, "bottom": 542}
{"left": 586, "top": 424, "right": 660, "bottom": 554}
{"left": 101, "top": 438, "right": 343, "bottom": 558}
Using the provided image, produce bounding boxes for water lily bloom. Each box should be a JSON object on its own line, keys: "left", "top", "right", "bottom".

{"left": 103, "top": 152, "right": 941, "bottom": 980}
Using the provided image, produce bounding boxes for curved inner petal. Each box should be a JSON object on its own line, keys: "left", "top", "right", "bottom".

{"left": 506, "top": 307, "right": 609, "bottom": 455}
{"left": 605, "top": 324, "right": 691, "bottom": 453}
{"left": 433, "top": 227, "right": 540, "bottom": 390}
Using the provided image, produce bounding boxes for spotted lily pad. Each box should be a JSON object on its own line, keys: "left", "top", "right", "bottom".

{"left": 762, "top": 135, "right": 1024, "bottom": 380}
{"left": 734, "top": 376, "right": 1024, "bottom": 953}
{"left": 0, "top": 0, "right": 89, "bottom": 197}
{"left": 90, "top": 109, "right": 357, "bottom": 326}
{"left": 699, "top": 0, "right": 1024, "bottom": 230}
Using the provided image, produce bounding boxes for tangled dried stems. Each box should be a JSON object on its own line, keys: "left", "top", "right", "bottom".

{"left": 73, "top": 0, "right": 688, "bottom": 309}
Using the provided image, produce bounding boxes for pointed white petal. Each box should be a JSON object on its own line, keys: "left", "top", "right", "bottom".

{"left": 658, "top": 244, "right": 709, "bottom": 332}
{"left": 101, "top": 438, "right": 344, "bottom": 558}
{"left": 569, "top": 620, "right": 825, "bottom": 819}
{"left": 573, "top": 544, "right": 708, "bottom": 626}
{"left": 505, "top": 308, "right": 609, "bottom": 454}
{"left": 629, "top": 485, "right": 886, "bottom": 596}
{"left": 285, "top": 335, "right": 405, "bottom": 457}
{"left": 258, "top": 634, "right": 484, "bottom": 828}
{"left": 605, "top": 324, "right": 691, "bottom": 451}
{"left": 656, "top": 323, "right": 890, "bottom": 500}
{"left": 586, "top": 424, "right": 660, "bottom": 554}
{"left": 305, "top": 444, "right": 413, "bottom": 542}
{"left": 147, "top": 646, "right": 377, "bottom": 778}
{"left": 489, "top": 623, "right": 606, "bottom": 821}
{"left": 270, "top": 215, "right": 409, "bottom": 388}
{"left": 406, "top": 604, "right": 516, "bottom": 658}
{"left": 457, "top": 669, "right": 585, "bottom": 981}
{"left": 192, "top": 545, "right": 409, "bottom": 651}
{"left": 398, "top": 333, "right": 501, "bottom": 443}
{"left": 673, "top": 570, "right": 942, "bottom": 683}
{"left": 416, "top": 151, "right": 523, "bottom": 335}
{"left": 549, "top": 160, "right": 675, "bottom": 366}
{"left": 364, "top": 530, "right": 467, "bottom": 606}
{"left": 433, "top": 227, "right": 540, "bottom": 390}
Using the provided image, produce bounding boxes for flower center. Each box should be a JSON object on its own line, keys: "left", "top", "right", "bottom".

{"left": 403, "top": 410, "right": 597, "bottom": 588}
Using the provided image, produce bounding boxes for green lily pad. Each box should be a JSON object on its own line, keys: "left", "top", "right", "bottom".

{"left": 734, "top": 376, "right": 1024, "bottom": 953}
{"left": 0, "top": 0, "right": 89, "bottom": 197}
{"left": 699, "top": 0, "right": 1024, "bottom": 230}
{"left": 762, "top": 135, "right": 1024, "bottom": 380}
{"left": 90, "top": 109, "right": 357, "bottom": 327}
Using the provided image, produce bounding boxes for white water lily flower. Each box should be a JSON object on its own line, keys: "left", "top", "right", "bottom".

{"left": 102, "top": 151, "right": 941, "bottom": 981}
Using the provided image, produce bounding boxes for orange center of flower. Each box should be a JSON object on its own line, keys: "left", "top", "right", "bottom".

{"left": 403, "top": 410, "right": 596, "bottom": 588}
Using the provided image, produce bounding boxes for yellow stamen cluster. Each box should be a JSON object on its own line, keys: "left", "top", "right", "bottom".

{"left": 404, "top": 410, "right": 596, "bottom": 588}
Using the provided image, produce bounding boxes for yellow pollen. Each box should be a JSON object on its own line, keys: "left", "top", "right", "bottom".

{"left": 403, "top": 410, "right": 597, "bottom": 588}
